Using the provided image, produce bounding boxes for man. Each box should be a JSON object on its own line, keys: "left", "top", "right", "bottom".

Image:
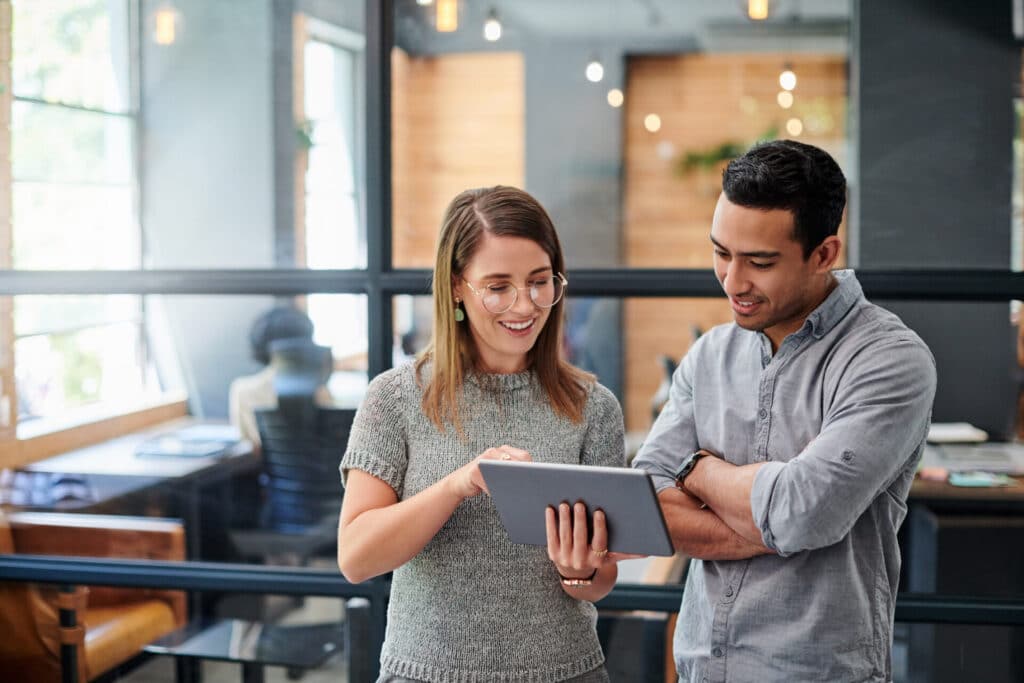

{"left": 633, "top": 140, "right": 936, "bottom": 682}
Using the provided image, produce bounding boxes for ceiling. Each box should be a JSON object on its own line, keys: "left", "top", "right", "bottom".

{"left": 396, "top": 0, "right": 851, "bottom": 48}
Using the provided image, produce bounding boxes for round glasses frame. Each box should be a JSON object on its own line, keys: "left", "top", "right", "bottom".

{"left": 461, "top": 272, "right": 569, "bottom": 315}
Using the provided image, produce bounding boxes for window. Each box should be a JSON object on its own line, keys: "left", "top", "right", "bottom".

{"left": 9, "top": 0, "right": 159, "bottom": 432}
{"left": 300, "top": 17, "right": 369, "bottom": 366}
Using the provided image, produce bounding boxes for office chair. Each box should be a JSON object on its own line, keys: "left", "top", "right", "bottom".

{"left": 230, "top": 337, "right": 352, "bottom": 565}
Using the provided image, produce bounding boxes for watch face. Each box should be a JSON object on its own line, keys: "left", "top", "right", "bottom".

{"left": 675, "top": 450, "right": 705, "bottom": 489}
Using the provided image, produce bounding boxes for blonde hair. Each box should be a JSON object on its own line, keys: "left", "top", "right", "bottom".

{"left": 416, "top": 186, "right": 592, "bottom": 433}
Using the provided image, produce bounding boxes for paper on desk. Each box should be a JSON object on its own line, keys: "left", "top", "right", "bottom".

{"left": 948, "top": 471, "right": 1017, "bottom": 487}
{"left": 927, "top": 422, "right": 989, "bottom": 443}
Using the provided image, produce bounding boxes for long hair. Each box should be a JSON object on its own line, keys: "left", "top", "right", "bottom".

{"left": 416, "top": 186, "right": 592, "bottom": 433}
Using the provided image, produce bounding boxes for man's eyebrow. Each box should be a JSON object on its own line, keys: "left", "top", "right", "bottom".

{"left": 710, "top": 236, "right": 780, "bottom": 259}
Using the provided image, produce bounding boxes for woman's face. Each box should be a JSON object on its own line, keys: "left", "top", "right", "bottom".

{"left": 453, "top": 232, "right": 556, "bottom": 374}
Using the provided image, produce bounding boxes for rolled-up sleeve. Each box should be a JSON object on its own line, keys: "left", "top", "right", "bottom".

{"left": 632, "top": 341, "right": 702, "bottom": 492}
{"left": 751, "top": 338, "right": 936, "bottom": 556}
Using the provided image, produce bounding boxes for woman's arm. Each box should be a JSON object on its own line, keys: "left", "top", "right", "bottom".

{"left": 337, "top": 446, "right": 530, "bottom": 583}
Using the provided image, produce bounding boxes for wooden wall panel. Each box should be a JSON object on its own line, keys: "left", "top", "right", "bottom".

{"left": 623, "top": 53, "right": 847, "bottom": 431}
{"left": 392, "top": 49, "right": 524, "bottom": 268}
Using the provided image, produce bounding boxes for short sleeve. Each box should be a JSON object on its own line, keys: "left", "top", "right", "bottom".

{"left": 339, "top": 367, "right": 409, "bottom": 496}
{"left": 580, "top": 383, "right": 626, "bottom": 469}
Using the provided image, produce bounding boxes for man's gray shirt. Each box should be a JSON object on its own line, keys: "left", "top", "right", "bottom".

{"left": 633, "top": 270, "right": 936, "bottom": 683}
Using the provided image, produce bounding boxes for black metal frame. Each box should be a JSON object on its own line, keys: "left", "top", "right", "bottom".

{"left": 3, "top": 554, "right": 1024, "bottom": 625}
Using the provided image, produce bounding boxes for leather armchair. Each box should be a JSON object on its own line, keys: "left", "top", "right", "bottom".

{"left": 0, "top": 510, "right": 187, "bottom": 682}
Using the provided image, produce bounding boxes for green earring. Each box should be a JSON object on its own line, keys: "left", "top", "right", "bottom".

{"left": 454, "top": 302, "right": 465, "bottom": 322}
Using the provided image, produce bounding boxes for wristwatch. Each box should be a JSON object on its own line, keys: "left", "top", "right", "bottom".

{"left": 674, "top": 449, "right": 711, "bottom": 493}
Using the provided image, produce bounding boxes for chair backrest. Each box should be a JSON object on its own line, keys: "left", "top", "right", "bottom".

{"left": 255, "top": 405, "right": 355, "bottom": 533}
{"left": 268, "top": 337, "right": 332, "bottom": 402}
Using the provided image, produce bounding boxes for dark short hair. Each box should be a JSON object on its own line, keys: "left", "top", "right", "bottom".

{"left": 722, "top": 139, "right": 847, "bottom": 258}
{"left": 248, "top": 306, "right": 314, "bottom": 365}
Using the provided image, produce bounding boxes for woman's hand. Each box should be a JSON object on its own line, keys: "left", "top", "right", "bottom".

{"left": 545, "top": 502, "right": 638, "bottom": 579}
{"left": 446, "top": 445, "right": 532, "bottom": 500}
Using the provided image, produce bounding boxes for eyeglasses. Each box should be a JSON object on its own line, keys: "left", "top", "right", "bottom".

{"left": 462, "top": 272, "right": 568, "bottom": 315}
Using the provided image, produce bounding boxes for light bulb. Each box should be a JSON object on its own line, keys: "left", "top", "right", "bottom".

{"left": 644, "top": 113, "right": 661, "bottom": 133}
{"left": 585, "top": 60, "right": 604, "bottom": 83}
{"left": 483, "top": 13, "right": 501, "bottom": 41}
{"left": 779, "top": 69, "right": 797, "bottom": 91}
{"left": 154, "top": 6, "right": 181, "bottom": 45}
{"left": 436, "top": 0, "right": 457, "bottom": 32}
{"left": 748, "top": 0, "right": 769, "bottom": 21}
{"left": 607, "top": 88, "right": 624, "bottom": 108}
{"left": 777, "top": 91, "right": 794, "bottom": 109}
{"left": 786, "top": 117, "right": 803, "bottom": 136}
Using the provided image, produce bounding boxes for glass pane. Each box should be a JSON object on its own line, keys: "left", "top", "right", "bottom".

{"left": 12, "top": 182, "right": 139, "bottom": 270}
{"left": 14, "top": 294, "right": 141, "bottom": 338}
{"left": 12, "top": 101, "right": 133, "bottom": 185}
{"left": 134, "top": 0, "right": 366, "bottom": 269}
{"left": 4, "top": 295, "right": 369, "bottom": 571}
{"left": 390, "top": 0, "right": 851, "bottom": 268}
{"left": 15, "top": 322, "right": 153, "bottom": 424}
{"left": 11, "top": 0, "right": 132, "bottom": 112}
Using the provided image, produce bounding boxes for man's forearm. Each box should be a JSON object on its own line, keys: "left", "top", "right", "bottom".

{"left": 684, "top": 455, "right": 767, "bottom": 547}
{"left": 658, "top": 488, "right": 771, "bottom": 560}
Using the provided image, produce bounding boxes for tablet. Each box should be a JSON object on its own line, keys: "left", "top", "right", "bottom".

{"left": 479, "top": 460, "right": 674, "bottom": 557}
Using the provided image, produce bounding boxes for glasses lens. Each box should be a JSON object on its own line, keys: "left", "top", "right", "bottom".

{"left": 482, "top": 285, "right": 516, "bottom": 314}
{"left": 530, "top": 275, "right": 564, "bottom": 308}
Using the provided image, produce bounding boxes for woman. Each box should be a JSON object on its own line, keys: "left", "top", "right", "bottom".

{"left": 337, "top": 186, "right": 626, "bottom": 682}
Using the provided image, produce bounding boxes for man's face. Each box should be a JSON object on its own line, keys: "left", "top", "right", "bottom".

{"left": 710, "top": 193, "right": 832, "bottom": 350}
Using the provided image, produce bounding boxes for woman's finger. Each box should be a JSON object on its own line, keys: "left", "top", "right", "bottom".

{"left": 545, "top": 505, "right": 559, "bottom": 560}
{"left": 497, "top": 445, "right": 531, "bottom": 461}
{"left": 573, "top": 502, "right": 589, "bottom": 566}
{"left": 558, "top": 502, "right": 572, "bottom": 552}
{"left": 608, "top": 552, "right": 646, "bottom": 562}
{"left": 591, "top": 509, "right": 609, "bottom": 562}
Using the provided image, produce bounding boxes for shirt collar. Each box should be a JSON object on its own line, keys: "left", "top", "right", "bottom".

{"left": 804, "top": 269, "right": 863, "bottom": 339}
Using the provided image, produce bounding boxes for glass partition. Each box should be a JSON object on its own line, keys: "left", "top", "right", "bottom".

{"left": 390, "top": 0, "right": 851, "bottom": 268}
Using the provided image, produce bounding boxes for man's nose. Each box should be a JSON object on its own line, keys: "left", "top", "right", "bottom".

{"left": 721, "top": 261, "right": 750, "bottom": 296}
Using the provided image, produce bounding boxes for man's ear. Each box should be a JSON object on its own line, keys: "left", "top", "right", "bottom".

{"left": 812, "top": 235, "right": 842, "bottom": 273}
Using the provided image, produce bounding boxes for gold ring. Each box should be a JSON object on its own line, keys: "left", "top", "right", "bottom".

{"left": 593, "top": 547, "right": 609, "bottom": 557}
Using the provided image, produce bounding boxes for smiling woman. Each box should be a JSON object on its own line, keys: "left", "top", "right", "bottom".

{"left": 335, "top": 185, "right": 627, "bottom": 682}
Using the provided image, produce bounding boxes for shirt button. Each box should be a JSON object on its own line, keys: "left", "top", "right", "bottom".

{"left": 713, "top": 647, "right": 723, "bottom": 657}
{"left": 758, "top": 408, "right": 768, "bottom": 419}
{"left": 725, "top": 585, "right": 734, "bottom": 597}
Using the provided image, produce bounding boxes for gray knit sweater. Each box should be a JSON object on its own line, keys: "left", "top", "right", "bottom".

{"left": 340, "top": 361, "right": 626, "bottom": 683}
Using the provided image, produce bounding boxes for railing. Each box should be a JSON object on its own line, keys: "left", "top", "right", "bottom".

{"left": 3, "top": 555, "right": 1024, "bottom": 682}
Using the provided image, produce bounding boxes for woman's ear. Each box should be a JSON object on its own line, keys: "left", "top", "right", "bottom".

{"left": 451, "top": 275, "right": 463, "bottom": 302}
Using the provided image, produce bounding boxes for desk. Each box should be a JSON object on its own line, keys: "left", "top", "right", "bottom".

{"left": 1, "top": 418, "right": 258, "bottom": 563}
{"left": 906, "top": 471, "right": 1024, "bottom": 683}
